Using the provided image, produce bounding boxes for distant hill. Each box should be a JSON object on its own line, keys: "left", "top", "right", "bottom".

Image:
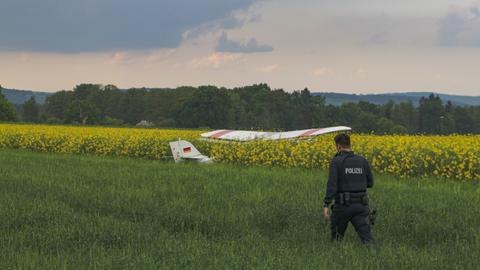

{"left": 313, "top": 92, "right": 480, "bottom": 106}
{"left": 0, "top": 88, "right": 52, "bottom": 105}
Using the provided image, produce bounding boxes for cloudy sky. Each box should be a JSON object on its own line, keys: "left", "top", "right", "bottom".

{"left": 1, "top": 0, "right": 480, "bottom": 95}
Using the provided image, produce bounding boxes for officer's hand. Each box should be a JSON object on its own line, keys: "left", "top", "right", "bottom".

{"left": 323, "top": 207, "right": 330, "bottom": 220}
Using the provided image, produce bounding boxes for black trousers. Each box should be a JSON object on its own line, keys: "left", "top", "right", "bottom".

{"left": 331, "top": 203, "right": 374, "bottom": 244}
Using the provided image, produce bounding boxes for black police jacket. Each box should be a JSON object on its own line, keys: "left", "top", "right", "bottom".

{"left": 323, "top": 151, "right": 374, "bottom": 207}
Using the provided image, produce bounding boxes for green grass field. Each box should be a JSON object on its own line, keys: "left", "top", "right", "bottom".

{"left": 0, "top": 149, "right": 479, "bottom": 269}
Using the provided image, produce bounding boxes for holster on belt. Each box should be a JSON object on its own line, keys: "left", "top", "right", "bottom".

{"left": 336, "top": 192, "right": 368, "bottom": 205}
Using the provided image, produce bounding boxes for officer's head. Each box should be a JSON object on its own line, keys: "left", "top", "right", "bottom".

{"left": 334, "top": 133, "right": 351, "bottom": 152}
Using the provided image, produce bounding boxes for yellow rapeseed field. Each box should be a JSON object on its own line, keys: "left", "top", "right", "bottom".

{"left": 0, "top": 124, "right": 207, "bottom": 160}
{"left": 0, "top": 124, "right": 479, "bottom": 180}
{"left": 210, "top": 135, "right": 480, "bottom": 180}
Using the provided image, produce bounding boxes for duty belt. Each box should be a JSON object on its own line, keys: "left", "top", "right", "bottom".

{"left": 335, "top": 192, "right": 368, "bottom": 205}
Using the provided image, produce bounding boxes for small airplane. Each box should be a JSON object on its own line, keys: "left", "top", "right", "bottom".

{"left": 169, "top": 126, "right": 351, "bottom": 163}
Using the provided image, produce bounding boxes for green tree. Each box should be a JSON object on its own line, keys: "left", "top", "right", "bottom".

{"left": 290, "top": 88, "right": 319, "bottom": 129}
{"left": 79, "top": 84, "right": 104, "bottom": 121}
{"left": 390, "top": 124, "right": 408, "bottom": 134}
{"left": 65, "top": 100, "right": 101, "bottom": 124}
{"left": 336, "top": 102, "right": 363, "bottom": 129}
{"left": 376, "top": 117, "right": 395, "bottom": 134}
{"left": 418, "top": 94, "right": 444, "bottom": 134}
{"left": 228, "top": 91, "right": 248, "bottom": 129}
{"left": 391, "top": 101, "right": 417, "bottom": 133}
{"left": 44, "top": 90, "right": 73, "bottom": 121}
{"left": 36, "top": 83, "right": 479, "bottom": 134}
{"left": 452, "top": 106, "right": 475, "bottom": 134}
{"left": 233, "top": 84, "right": 280, "bottom": 129}
{"left": 103, "top": 85, "right": 125, "bottom": 121}
{"left": 358, "top": 101, "right": 381, "bottom": 115}
{"left": 121, "top": 88, "right": 147, "bottom": 125}
{"left": 473, "top": 106, "right": 480, "bottom": 133}
{"left": 382, "top": 100, "right": 395, "bottom": 119}
{"left": 64, "top": 84, "right": 104, "bottom": 124}
{"left": 356, "top": 111, "right": 380, "bottom": 133}
{"left": 175, "top": 86, "right": 233, "bottom": 128}
{"left": 143, "top": 87, "right": 195, "bottom": 127}
{"left": 0, "top": 86, "right": 18, "bottom": 122}
{"left": 21, "top": 96, "right": 40, "bottom": 122}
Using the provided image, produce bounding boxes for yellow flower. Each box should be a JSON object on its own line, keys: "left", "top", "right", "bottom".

{"left": 0, "top": 124, "right": 478, "bottom": 181}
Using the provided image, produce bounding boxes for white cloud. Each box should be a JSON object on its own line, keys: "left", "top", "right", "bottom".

{"left": 355, "top": 68, "right": 368, "bottom": 75}
{"left": 190, "top": 52, "right": 242, "bottom": 69}
{"left": 107, "top": 49, "right": 176, "bottom": 65}
{"left": 257, "top": 64, "right": 279, "bottom": 73}
{"left": 108, "top": 52, "right": 133, "bottom": 65}
{"left": 312, "top": 67, "right": 335, "bottom": 77}
{"left": 145, "top": 49, "right": 177, "bottom": 64}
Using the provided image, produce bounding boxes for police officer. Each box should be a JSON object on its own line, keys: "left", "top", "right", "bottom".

{"left": 323, "top": 133, "right": 375, "bottom": 244}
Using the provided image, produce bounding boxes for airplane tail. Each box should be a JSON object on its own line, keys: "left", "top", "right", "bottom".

{"left": 169, "top": 140, "right": 211, "bottom": 163}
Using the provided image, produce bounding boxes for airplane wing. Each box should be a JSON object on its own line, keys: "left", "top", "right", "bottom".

{"left": 200, "top": 126, "right": 351, "bottom": 141}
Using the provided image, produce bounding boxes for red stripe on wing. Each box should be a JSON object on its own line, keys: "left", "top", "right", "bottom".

{"left": 300, "top": 128, "right": 323, "bottom": 137}
{"left": 210, "top": 130, "right": 234, "bottom": 139}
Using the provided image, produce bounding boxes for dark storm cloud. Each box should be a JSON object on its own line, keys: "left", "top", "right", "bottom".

{"left": 183, "top": 13, "right": 248, "bottom": 40}
{"left": 215, "top": 32, "right": 273, "bottom": 53}
{"left": 471, "top": 6, "right": 480, "bottom": 17}
{"left": 0, "top": 0, "right": 257, "bottom": 53}
{"left": 438, "top": 3, "right": 480, "bottom": 47}
{"left": 438, "top": 10, "right": 469, "bottom": 46}
{"left": 183, "top": 10, "right": 261, "bottom": 40}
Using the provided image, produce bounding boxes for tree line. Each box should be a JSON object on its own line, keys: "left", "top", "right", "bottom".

{"left": 1, "top": 84, "right": 479, "bottom": 134}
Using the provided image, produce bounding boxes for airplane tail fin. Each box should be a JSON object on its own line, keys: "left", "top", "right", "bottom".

{"left": 169, "top": 140, "right": 211, "bottom": 163}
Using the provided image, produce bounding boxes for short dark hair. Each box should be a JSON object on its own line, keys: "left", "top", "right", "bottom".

{"left": 334, "top": 133, "right": 351, "bottom": 148}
